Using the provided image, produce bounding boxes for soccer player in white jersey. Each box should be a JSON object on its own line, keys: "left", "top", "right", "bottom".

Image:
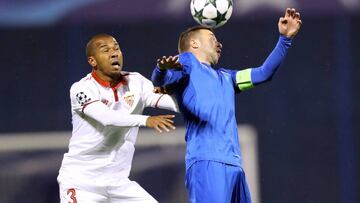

{"left": 57, "top": 34, "right": 179, "bottom": 203}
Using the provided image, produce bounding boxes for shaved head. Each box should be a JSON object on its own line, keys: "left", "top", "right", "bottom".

{"left": 86, "top": 33, "right": 114, "bottom": 57}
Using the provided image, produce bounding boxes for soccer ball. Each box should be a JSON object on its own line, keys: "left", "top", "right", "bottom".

{"left": 190, "top": 0, "right": 233, "bottom": 28}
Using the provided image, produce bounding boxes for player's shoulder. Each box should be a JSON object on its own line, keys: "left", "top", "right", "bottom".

{"left": 123, "top": 71, "right": 148, "bottom": 82}
{"left": 179, "top": 52, "right": 197, "bottom": 62}
{"left": 70, "top": 73, "right": 96, "bottom": 92}
{"left": 217, "top": 67, "right": 236, "bottom": 78}
{"left": 218, "top": 67, "right": 232, "bottom": 73}
{"left": 124, "top": 71, "right": 142, "bottom": 77}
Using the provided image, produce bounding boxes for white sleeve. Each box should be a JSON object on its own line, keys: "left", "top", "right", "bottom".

{"left": 70, "top": 82, "right": 99, "bottom": 113}
{"left": 70, "top": 81, "right": 148, "bottom": 127}
{"left": 152, "top": 94, "right": 179, "bottom": 112}
{"left": 83, "top": 102, "right": 149, "bottom": 127}
{"left": 138, "top": 73, "right": 179, "bottom": 112}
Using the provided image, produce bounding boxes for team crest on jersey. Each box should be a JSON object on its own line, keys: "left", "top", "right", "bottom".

{"left": 101, "top": 99, "right": 109, "bottom": 105}
{"left": 76, "top": 92, "right": 91, "bottom": 105}
{"left": 123, "top": 91, "right": 135, "bottom": 107}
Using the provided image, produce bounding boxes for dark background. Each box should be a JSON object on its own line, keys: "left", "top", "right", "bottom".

{"left": 0, "top": 0, "right": 359, "bottom": 202}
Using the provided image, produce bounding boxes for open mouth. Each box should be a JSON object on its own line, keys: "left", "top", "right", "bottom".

{"left": 111, "top": 61, "right": 121, "bottom": 69}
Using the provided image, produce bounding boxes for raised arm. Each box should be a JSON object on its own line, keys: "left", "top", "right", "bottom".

{"left": 234, "top": 8, "right": 302, "bottom": 91}
{"left": 151, "top": 55, "right": 185, "bottom": 87}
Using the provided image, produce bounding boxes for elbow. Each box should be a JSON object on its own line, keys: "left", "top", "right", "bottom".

{"left": 265, "top": 75, "right": 274, "bottom": 82}
{"left": 253, "top": 75, "right": 273, "bottom": 85}
{"left": 262, "top": 75, "right": 274, "bottom": 84}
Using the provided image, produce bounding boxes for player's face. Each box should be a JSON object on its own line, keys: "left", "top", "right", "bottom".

{"left": 198, "top": 29, "right": 222, "bottom": 66}
{"left": 90, "top": 37, "right": 123, "bottom": 81}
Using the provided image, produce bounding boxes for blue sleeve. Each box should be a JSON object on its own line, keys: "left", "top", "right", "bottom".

{"left": 151, "top": 66, "right": 185, "bottom": 86}
{"left": 151, "top": 52, "right": 194, "bottom": 87}
{"left": 251, "top": 35, "right": 292, "bottom": 85}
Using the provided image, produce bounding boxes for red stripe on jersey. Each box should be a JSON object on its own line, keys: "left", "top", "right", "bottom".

{"left": 82, "top": 100, "right": 99, "bottom": 113}
{"left": 91, "top": 71, "right": 127, "bottom": 88}
{"left": 112, "top": 87, "right": 119, "bottom": 102}
{"left": 154, "top": 94, "right": 164, "bottom": 108}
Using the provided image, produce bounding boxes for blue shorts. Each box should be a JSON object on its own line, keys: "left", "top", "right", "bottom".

{"left": 185, "top": 160, "right": 251, "bottom": 203}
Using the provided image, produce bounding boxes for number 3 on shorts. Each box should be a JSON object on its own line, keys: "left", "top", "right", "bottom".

{"left": 67, "top": 188, "right": 77, "bottom": 203}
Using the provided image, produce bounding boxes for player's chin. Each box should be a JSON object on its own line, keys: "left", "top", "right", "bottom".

{"left": 111, "top": 65, "right": 122, "bottom": 72}
{"left": 213, "top": 55, "right": 220, "bottom": 64}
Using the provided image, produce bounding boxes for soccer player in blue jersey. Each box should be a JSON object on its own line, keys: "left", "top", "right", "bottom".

{"left": 152, "top": 8, "right": 302, "bottom": 203}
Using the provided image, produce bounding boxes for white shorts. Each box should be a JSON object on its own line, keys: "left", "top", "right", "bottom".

{"left": 58, "top": 178, "right": 158, "bottom": 203}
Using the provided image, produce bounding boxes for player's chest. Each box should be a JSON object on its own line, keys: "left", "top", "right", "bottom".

{"left": 98, "top": 84, "right": 142, "bottom": 113}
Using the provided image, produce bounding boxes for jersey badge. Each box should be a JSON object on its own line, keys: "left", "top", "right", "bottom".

{"left": 123, "top": 91, "right": 135, "bottom": 107}
{"left": 75, "top": 92, "right": 91, "bottom": 105}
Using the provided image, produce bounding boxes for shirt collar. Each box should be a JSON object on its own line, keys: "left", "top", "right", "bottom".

{"left": 91, "top": 71, "right": 127, "bottom": 88}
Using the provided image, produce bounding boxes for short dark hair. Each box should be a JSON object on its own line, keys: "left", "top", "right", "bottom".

{"left": 178, "top": 25, "right": 214, "bottom": 53}
{"left": 86, "top": 33, "right": 113, "bottom": 57}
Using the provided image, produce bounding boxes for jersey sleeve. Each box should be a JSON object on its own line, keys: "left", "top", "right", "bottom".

{"left": 138, "top": 73, "right": 179, "bottom": 112}
{"left": 83, "top": 102, "right": 149, "bottom": 127}
{"left": 219, "top": 68, "right": 254, "bottom": 93}
{"left": 234, "top": 68, "right": 254, "bottom": 91}
{"left": 250, "top": 35, "right": 292, "bottom": 85}
{"left": 231, "top": 35, "right": 292, "bottom": 92}
{"left": 70, "top": 82, "right": 99, "bottom": 113}
{"left": 70, "top": 81, "right": 149, "bottom": 127}
{"left": 151, "top": 52, "right": 194, "bottom": 87}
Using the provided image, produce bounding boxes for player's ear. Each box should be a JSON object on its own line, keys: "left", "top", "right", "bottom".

{"left": 190, "top": 39, "right": 200, "bottom": 49}
{"left": 88, "top": 56, "right": 97, "bottom": 68}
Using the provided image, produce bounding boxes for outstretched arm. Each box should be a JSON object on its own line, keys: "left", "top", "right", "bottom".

{"left": 250, "top": 35, "right": 292, "bottom": 85}
{"left": 84, "top": 101, "right": 176, "bottom": 133}
{"left": 70, "top": 82, "right": 176, "bottom": 133}
{"left": 234, "top": 8, "right": 302, "bottom": 90}
{"left": 139, "top": 73, "right": 179, "bottom": 112}
{"left": 151, "top": 55, "right": 185, "bottom": 87}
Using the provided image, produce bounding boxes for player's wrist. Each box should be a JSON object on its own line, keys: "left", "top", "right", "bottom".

{"left": 143, "top": 115, "right": 151, "bottom": 127}
{"left": 279, "top": 33, "right": 292, "bottom": 39}
{"left": 279, "top": 34, "right": 293, "bottom": 43}
{"left": 156, "top": 65, "right": 167, "bottom": 71}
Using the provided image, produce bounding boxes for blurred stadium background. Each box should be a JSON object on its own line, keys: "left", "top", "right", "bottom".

{"left": 0, "top": 0, "right": 359, "bottom": 202}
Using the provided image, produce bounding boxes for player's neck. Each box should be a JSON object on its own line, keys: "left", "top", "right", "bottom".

{"left": 192, "top": 51, "right": 212, "bottom": 66}
{"left": 92, "top": 70, "right": 124, "bottom": 87}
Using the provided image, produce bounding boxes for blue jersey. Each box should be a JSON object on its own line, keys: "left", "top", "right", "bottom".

{"left": 152, "top": 35, "right": 292, "bottom": 169}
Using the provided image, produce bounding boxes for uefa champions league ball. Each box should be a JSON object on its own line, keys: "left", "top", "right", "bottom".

{"left": 190, "top": 0, "right": 233, "bottom": 28}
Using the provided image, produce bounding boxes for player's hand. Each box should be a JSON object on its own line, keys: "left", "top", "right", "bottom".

{"left": 278, "top": 8, "right": 302, "bottom": 38}
{"left": 157, "top": 56, "right": 182, "bottom": 70}
{"left": 153, "top": 86, "right": 174, "bottom": 95}
{"left": 146, "top": 115, "right": 176, "bottom": 133}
